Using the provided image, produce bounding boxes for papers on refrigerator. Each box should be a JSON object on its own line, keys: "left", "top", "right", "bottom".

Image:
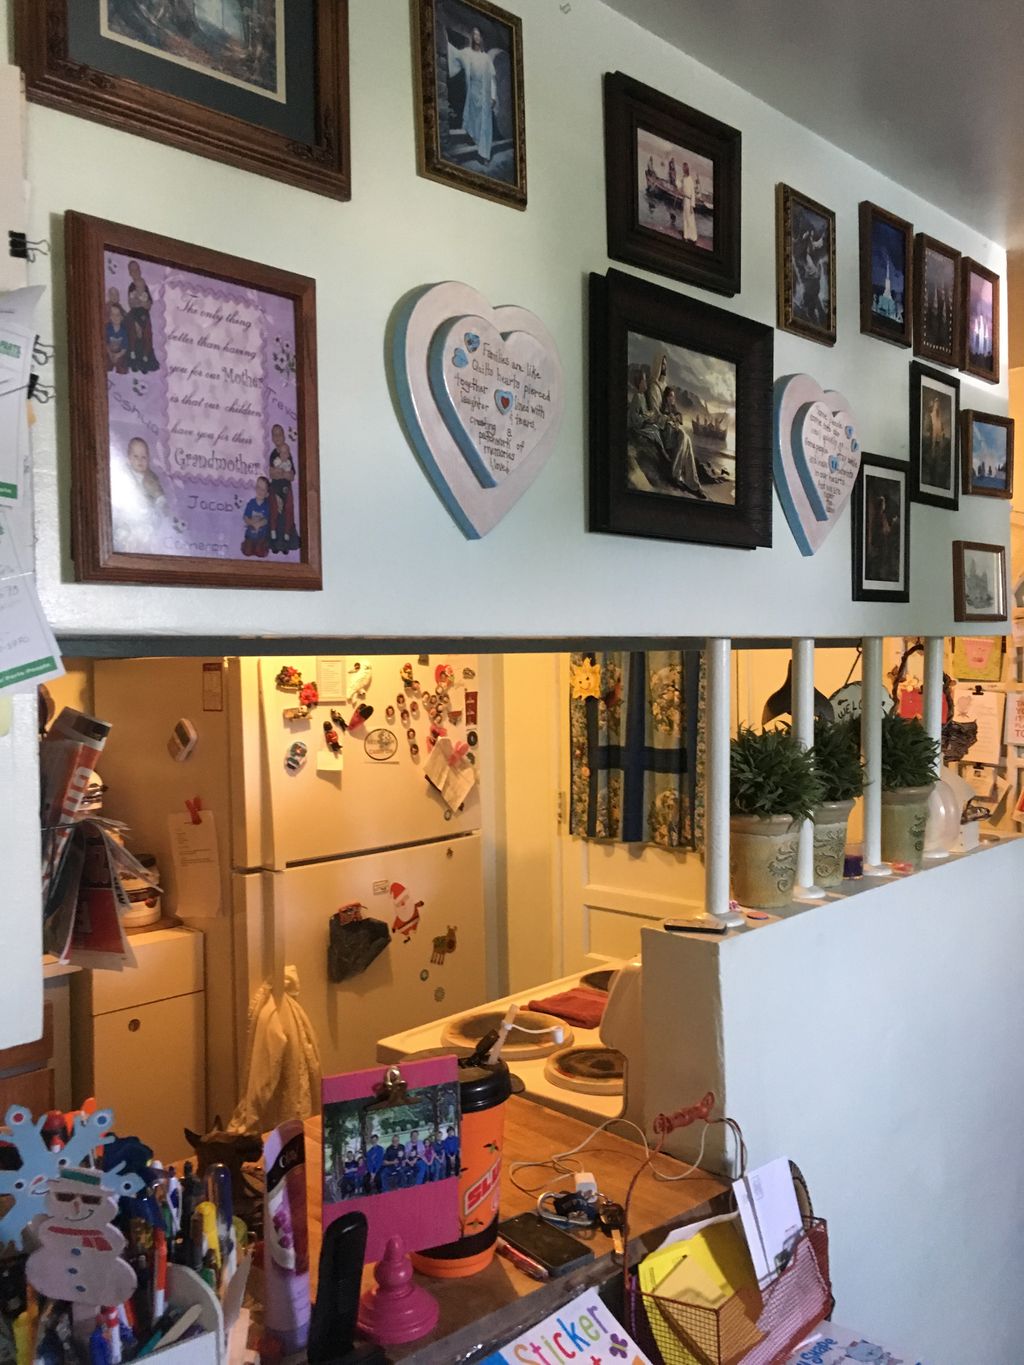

{"left": 424, "top": 735, "right": 476, "bottom": 811}
{"left": 167, "top": 810, "right": 222, "bottom": 918}
{"left": 733, "top": 1157, "right": 803, "bottom": 1286}
{"left": 951, "top": 685, "right": 1005, "bottom": 766}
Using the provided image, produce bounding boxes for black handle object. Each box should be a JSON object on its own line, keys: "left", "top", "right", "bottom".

{"left": 308, "top": 1210, "right": 386, "bottom": 1365}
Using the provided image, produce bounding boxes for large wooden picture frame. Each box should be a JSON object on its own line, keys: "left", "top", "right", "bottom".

{"left": 15, "top": 1, "right": 350, "bottom": 200}
{"left": 66, "top": 211, "right": 321, "bottom": 590}
{"left": 776, "top": 184, "right": 837, "bottom": 346}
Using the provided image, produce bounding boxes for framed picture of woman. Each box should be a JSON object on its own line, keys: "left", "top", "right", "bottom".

{"left": 776, "top": 184, "right": 837, "bottom": 346}
{"left": 851, "top": 453, "right": 910, "bottom": 603}
{"left": 909, "top": 361, "right": 960, "bottom": 512}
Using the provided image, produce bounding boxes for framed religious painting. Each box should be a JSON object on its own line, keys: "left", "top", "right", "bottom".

{"left": 909, "top": 361, "right": 959, "bottom": 511}
{"left": 588, "top": 268, "right": 774, "bottom": 549}
{"left": 851, "top": 453, "right": 910, "bottom": 603}
{"left": 414, "top": 0, "right": 527, "bottom": 209}
{"left": 603, "top": 72, "right": 741, "bottom": 296}
{"left": 913, "top": 233, "right": 960, "bottom": 367}
{"left": 65, "top": 211, "right": 321, "bottom": 589}
{"left": 858, "top": 202, "right": 913, "bottom": 347}
{"left": 960, "top": 258, "right": 1001, "bottom": 384}
{"left": 15, "top": 2, "right": 350, "bottom": 199}
{"left": 952, "top": 540, "right": 1007, "bottom": 623}
{"left": 962, "top": 410, "right": 1014, "bottom": 499}
{"left": 776, "top": 184, "right": 836, "bottom": 345}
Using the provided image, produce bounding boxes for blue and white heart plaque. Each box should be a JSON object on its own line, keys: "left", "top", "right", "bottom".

{"left": 774, "top": 373, "right": 861, "bottom": 556}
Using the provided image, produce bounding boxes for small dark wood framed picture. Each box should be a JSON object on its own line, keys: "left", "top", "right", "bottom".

{"left": 858, "top": 202, "right": 912, "bottom": 347}
{"left": 913, "top": 234, "right": 960, "bottom": 366}
{"left": 414, "top": 0, "right": 527, "bottom": 210}
{"left": 65, "top": 211, "right": 321, "bottom": 590}
{"left": 909, "top": 361, "right": 959, "bottom": 511}
{"left": 953, "top": 540, "right": 1007, "bottom": 623}
{"left": 851, "top": 453, "right": 910, "bottom": 603}
{"left": 15, "top": 1, "right": 350, "bottom": 199}
{"left": 962, "top": 410, "right": 1014, "bottom": 499}
{"left": 588, "top": 268, "right": 774, "bottom": 549}
{"left": 603, "top": 71, "right": 741, "bottom": 296}
{"left": 776, "top": 184, "right": 836, "bottom": 345}
{"left": 960, "top": 259, "right": 1000, "bottom": 384}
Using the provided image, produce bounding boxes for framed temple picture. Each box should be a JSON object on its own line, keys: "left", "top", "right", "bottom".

{"left": 413, "top": 0, "right": 527, "bottom": 209}
{"left": 15, "top": 2, "right": 350, "bottom": 199}
{"left": 603, "top": 72, "right": 741, "bottom": 296}
{"left": 775, "top": 184, "right": 836, "bottom": 345}
{"left": 960, "top": 258, "right": 1000, "bottom": 384}
{"left": 952, "top": 540, "right": 1007, "bottom": 623}
{"left": 851, "top": 453, "right": 910, "bottom": 603}
{"left": 909, "top": 361, "right": 959, "bottom": 511}
{"left": 913, "top": 233, "right": 960, "bottom": 367}
{"left": 588, "top": 268, "right": 774, "bottom": 549}
{"left": 858, "top": 202, "right": 912, "bottom": 347}
{"left": 962, "top": 410, "right": 1014, "bottom": 499}
{"left": 65, "top": 211, "right": 321, "bottom": 590}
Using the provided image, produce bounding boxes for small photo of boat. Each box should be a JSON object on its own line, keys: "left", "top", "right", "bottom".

{"left": 635, "top": 127, "right": 714, "bottom": 253}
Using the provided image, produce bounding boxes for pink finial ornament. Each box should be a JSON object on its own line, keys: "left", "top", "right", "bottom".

{"left": 357, "top": 1235, "right": 439, "bottom": 1346}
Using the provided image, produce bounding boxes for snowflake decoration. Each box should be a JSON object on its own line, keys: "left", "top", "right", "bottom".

{"left": 0, "top": 1105, "right": 144, "bottom": 1248}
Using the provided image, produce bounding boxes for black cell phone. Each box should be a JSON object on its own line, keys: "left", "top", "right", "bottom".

{"left": 496, "top": 1213, "right": 594, "bottom": 1277}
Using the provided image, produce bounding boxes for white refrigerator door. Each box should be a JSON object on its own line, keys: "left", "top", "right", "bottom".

{"left": 266, "top": 833, "right": 487, "bottom": 1077}
{"left": 231, "top": 654, "right": 485, "bottom": 866}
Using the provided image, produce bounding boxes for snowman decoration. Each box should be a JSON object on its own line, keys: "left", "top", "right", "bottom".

{"left": 27, "top": 1166, "right": 137, "bottom": 1308}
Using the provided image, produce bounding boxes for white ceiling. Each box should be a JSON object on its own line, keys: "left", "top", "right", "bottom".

{"left": 602, "top": 0, "right": 1023, "bottom": 250}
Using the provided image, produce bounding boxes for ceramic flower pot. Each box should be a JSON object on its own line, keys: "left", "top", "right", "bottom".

{"left": 812, "top": 799, "right": 855, "bottom": 888}
{"left": 730, "top": 813, "right": 800, "bottom": 909}
{"left": 881, "top": 785, "right": 934, "bottom": 870}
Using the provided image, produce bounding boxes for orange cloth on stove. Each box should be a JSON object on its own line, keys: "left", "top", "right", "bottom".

{"left": 527, "top": 986, "right": 607, "bottom": 1030}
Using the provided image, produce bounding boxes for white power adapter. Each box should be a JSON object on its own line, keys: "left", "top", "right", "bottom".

{"left": 574, "top": 1172, "right": 598, "bottom": 1201}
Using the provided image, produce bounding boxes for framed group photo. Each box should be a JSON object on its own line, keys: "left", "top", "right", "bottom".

{"left": 603, "top": 72, "right": 741, "bottom": 296}
{"left": 909, "top": 361, "right": 959, "bottom": 511}
{"left": 962, "top": 410, "right": 1014, "bottom": 499}
{"left": 588, "top": 268, "right": 774, "bottom": 550}
{"left": 858, "top": 202, "right": 912, "bottom": 347}
{"left": 15, "top": 1, "right": 350, "bottom": 199}
{"left": 413, "top": 0, "right": 527, "bottom": 209}
{"left": 913, "top": 234, "right": 960, "bottom": 367}
{"left": 952, "top": 540, "right": 1007, "bottom": 623}
{"left": 851, "top": 453, "right": 910, "bottom": 603}
{"left": 776, "top": 184, "right": 836, "bottom": 345}
{"left": 65, "top": 211, "right": 321, "bottom": 590}
{"left": 960, "top": 258, "right": 1000, "bottom": 384}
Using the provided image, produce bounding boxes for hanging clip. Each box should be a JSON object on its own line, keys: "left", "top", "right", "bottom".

{"left": 185, "top": 796, "right": 203, "bottom": 826}
{"left": 364, "top": 1066, "right": 410, "bottom": 1115}
{"left": 8, "top": 232, "right": 50, "bottom": 262}
{"left": 32, "top": 338, "right": 55, "bottom": 367}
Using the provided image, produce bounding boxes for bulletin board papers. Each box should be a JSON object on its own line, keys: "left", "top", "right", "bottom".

{"left": 1004, "top": 691, "right": 1024, "bottom": 747}
{"left": 952, "top": 685, "right": 1005, "bottom": 765}
{"left": 167, "top": 810, "right": 222, "bottom": 918}
{"left": 425, "top": 737, "right": 476, "bottom": 811}
{"left": 0, "top": 508, "right": 62, "bottom": 696}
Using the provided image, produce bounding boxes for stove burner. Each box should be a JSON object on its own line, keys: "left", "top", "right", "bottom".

{"left": 544, "top": 1046, "right": 625, "bottom": 1095}
{"left": 441, "top": 1008, "right": 574, "bottom": 1060}
{"left": 579, "top": 969, "right": 616, "bottom": 993}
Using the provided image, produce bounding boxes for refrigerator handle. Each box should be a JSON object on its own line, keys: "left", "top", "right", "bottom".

{"left": 257, "top": 659, "right": 286, "bottom": 1004}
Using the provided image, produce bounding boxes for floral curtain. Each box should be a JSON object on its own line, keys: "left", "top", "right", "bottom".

{"left": 569, "top": 650, "right": 703, "bottom": 849}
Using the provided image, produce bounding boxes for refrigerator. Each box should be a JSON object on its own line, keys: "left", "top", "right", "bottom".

{"left": 92, "top": 653, "right": 491, "bottom": 1125}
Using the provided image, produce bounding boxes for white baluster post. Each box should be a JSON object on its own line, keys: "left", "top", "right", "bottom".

{"left": 705, "top": 638, "right": 744, "bottom": 926}
{"left": 793, "top": 638, "right": 824, "bottom": 899}
{"left": 861, "top": 636, "right": 890, "bottom": 876}
{"left": 923, "top": 635, "right": 948, "bottom": 860}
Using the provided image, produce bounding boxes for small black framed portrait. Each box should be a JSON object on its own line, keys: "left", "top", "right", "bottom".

{"left": 953, "top": 540, "right": 1007, "bottom": 623}
{"left": 776, "top": 184, "right": 836, "bottom": 345}
{"left": 913, "top": 234, "right": 960, "bottom": 367}
{"left": 588, "top": 268, "right": 774, "bottom": 550}
{"left": 858, "top": 202, "right": 912, "bottom": 347}
{"left": 960, "top": 258, "right": 1000, "bottom": 384}
{"left": 909, "top": 362, "right": 960, "bottom": 512}
{"left": 603, "top": 72, "right": 741, "bottom": 297}
{"left": 962, "top": 410, "right": 1014, "bottom": 500}
{"left": 852, "top": 453, "right": 910, "bottom": 603}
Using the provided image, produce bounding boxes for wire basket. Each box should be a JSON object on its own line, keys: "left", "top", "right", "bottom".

{"left": 630, "top": 1217, "right": 831, "bottom": 1365}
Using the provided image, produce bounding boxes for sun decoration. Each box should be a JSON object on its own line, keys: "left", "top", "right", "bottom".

{"left": 570, "top": 659, "right": 602, "bottom": 700}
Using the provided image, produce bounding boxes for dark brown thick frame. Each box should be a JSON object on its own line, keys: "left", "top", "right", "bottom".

{"left": 413, "top": 0, "right": 527, "bottom": 210}
{"left": 15, "top": 2, "right": 350, "bottom": 200}
{"left": 961, "top": 410, "right": 1014, "bottom": 500}
{"left": 65, "top": 211, "right": 322, "bottom": 590}
{"left": 909, "top": 361, "right": 960, "bottom": 512}
{"left": 604, "top": 71, "right": 741, "bottom": 297}
{"left": 959, "top": 258, "right": 1001, "bottom": 385}
{"left": 858, "top": 202, "right": 913, "bottom": 348}
{"left": 952, "top": 540, "right": 1007, "bottom": 623}
{"left": 851, "top": 452, "right": 911, "bottom": 604}
{"left": 588, "top": 268, "right": 774, "bottom": 549}
{"left": 913, "top": 233, "right": 961, "bottom": 367}
{"left": 776, "top": 184, "right": 836, "bottom": 346}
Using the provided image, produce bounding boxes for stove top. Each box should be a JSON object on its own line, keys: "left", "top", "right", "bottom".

{"left": 440, "top": 1007, "right": 574, "bottom": 1060}
{"left": 544, "top": 1045, "right": 625, "bottom": 1095}
{"left": 579, "top": 968, "right": 616, "bottom": 993}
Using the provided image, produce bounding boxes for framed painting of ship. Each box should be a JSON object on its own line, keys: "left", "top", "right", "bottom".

{"left": 913, "top": 234, "right": 960, "bottom": 367}
{"left": 776, "top": 184, "right": 836, "bottom": 345}
{"left": 952, "top": 540, "right": 1007, "bottom": 624}
{"left": 14, "top": 1, "right": 350, "bottom": 199}
{"left": 588, "top": 269, "right": 774, "bottom": 549}
{"left": 960, "top": 259, "right": 1000, "bottom": 384}
{"left": 604, "top": 72, "right": 741, "bottom": 296}
{"left": 859, "top": 202, "right": 912, "bottom": 347}
{"left": 962, "top": 410, "right": 1013, "bottom": 499}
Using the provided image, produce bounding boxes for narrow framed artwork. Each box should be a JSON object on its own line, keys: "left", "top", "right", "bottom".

{"left": 588, "top": 268, "right": 774, "bottom": 549}
{"left": 604, "top": 71, "right": 741, "bottom": 296}
{"left": 858, "top": 202, "right": 912, "bottom": 347}
{"left": 414, "top": 0, "right": 527, "bottom": 209}
{"left": 913, "top": 233, "right": 960, "bottom": 367}
{"left": 962, "top": 410, "right": 1014, "bottom": 499}
{"left": 952, "top": 540, "right": 1007, "bottom": 623}
{"left": 909, "top": 361, "right": 959, "bottom": 512}
{"left": 15, "top": 1, "right": 350, "bottom": 199}
{"left": 960, "top": 258, "right": 1000, "bottom": 384}
{"left": 65, "top": 211, "right": 321, "bottom": 590}
{"left": 851, "top": 453, "right": 910, "bottom": 603}
{"left": 776, "top": 184, "right": 836, "bottom": 345}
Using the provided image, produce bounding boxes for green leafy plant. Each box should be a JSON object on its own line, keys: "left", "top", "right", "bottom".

{"left": 812, "top": 716, "right": 866, "bottom": 803}
{"left": 730, "top": 725, "right": 823, "bottom": 822}
{"left": 880, "top": 713, "right": 939, "bottom": 791}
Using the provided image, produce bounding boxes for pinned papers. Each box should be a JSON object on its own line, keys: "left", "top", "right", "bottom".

{"left": 424, "top": 735, "right": 476, "bottom": 811}
{"left": 952, "top": 685, "right": 1005, "bottom": 766}
{"left": 167, "top": 809, "right": 222, "bottom": 918}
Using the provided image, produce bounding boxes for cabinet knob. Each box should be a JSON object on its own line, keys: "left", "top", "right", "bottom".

{"left": 128, "top": 1018, "right": 141, "bottom": 1033}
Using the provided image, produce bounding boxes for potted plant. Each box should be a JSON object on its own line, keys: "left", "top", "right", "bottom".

{"left": 811, "top": 716, "right": 865, "bottom": 887}
{"left": 880, "top": 714, "right": 940, "bottom": 869}
{"left": 730, "top": 726, "right": 823, "bottom": 909}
